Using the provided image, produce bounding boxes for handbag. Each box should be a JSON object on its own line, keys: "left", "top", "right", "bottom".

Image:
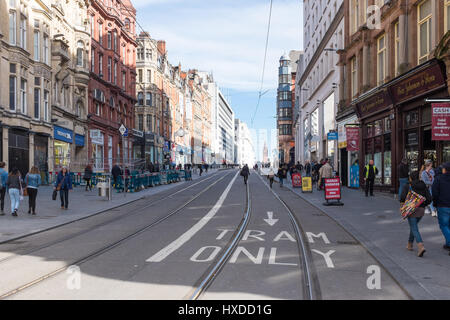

{"left": 23, "top": 175, "right": 29, "bottom": 197}
{"left": 400, "top": 186, "right": 426, "bottom": 220}
{"left": 52, "top": 190, "right": 58, "bottom": 201}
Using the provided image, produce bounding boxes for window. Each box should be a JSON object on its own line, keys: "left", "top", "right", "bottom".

{"left": 350, "top": 0, "right": 359, "bottom": 34}
{"left": 34, "top": 31, "right": 40, "bottom": 61}
{"left": 146, "top": 92, "right": 151, "bottom": 106}
{"left": 114, "top": 61, "right": 117, "bottom": 84}
{"left": 138, "top": 92, "right": 143, "bottom": 105}
{"left": 377, "top": 34, "right": 386, "bottom": 85}
{"left": 44, "top": 90, "right": 49, "bottom": 121}
{"left": 418, "top": 0, "right": 432, "bottom": 64}
{"left": 95, "top": 103, "right": 100, "bottom": 116}
{"left": 34, "top": 88, "right": 40, "bottom": 119}
{"left": 9, "top": 76, "right": 16, "bottom": 111}
{"left": 98, "top": 22, "right": 103, "bottom": 45}
{"left": 113, "top": 31, "right": 117, "bottom": 52}
{"left": 90, "top": 15, "right": 94, "bottom": 34}
{"left": 107, "top": 31, "right": 111, "bottom": 49}
{"left": 279, "top": 124, "right": 292, "bottom": 136}
{"left": 20, "top": 17, "right": 26, "bottom": 49}
{"left": 138, "top": 114, "right": 143, "bottom": 131}
{"left": 99, "top": 54, "right": 103, "bottom": 76}
{"left": 43, "top": 35, "right": 49, "bottom": 65}
{"left": 91, "top": 48, "right": 95, "bottom": 72}
{"left": 20, "top": 78, "right": 26, "bottom": 114}
{"left": 446, "top": 0, "right": 450, "bottom": 32}
{"left": 9, "top": 11, "right": 16, "bottom": 45}
{"left": 138, "top": 69, "right": 143, "bottom": 83}
{"left": 76, "top": 41, "right": 84, "bottom": 67}
{"left": 107, "top": 57, "right": 112, "bottom": 82}
{"left": 124, "top": 18, "right": 130, "bottom": 30}
{"left": 394, "top": 22, "right": 400, "bottom": 76}
{"left": 351, "top": 57, "right": 358, "bottom": 97}
{"left": 147, "top": 70, "right": 151, "bottom": 83}
{"left": 122, "top": 71, "right": 126, "bottom": 90}
{"left": 146, "top": 115, "right": 152, "bottom": 132}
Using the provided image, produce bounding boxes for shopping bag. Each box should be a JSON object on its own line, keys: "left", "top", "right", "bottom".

{"left": 400, "top": 187, "right": 426, "bottom": 220}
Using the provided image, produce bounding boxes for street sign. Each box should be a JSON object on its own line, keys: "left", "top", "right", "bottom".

{"left": 302, "top": 177, "right": 312, "bottom": 193}
{"left": 432, "top": 103, "right": 450, "bottom": 140}
{"left": 119, "top": 124, "right": 127, "bottom": 136}
{"left": 292, "top": 173, "right": 302, "bottom": 188}
{"left": 327, "top": 132, "right": 338, "bottom": 140}
{"left": 324, "top": 178, "right": 344, "bottom": 206}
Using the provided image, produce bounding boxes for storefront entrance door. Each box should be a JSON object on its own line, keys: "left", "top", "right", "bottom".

{"left": 8, "top": 130, "right": 29, "bottom": 176}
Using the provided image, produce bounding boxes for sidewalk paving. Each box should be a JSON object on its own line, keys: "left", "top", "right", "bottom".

{"left": 0, "top": 169, "right": 219, "bottom": 244}
{"left": 283, "top": 179, "right": 450, "bottom": 300}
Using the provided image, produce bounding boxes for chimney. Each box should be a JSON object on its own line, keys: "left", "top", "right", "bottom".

{"left": 157, "top": 40, "right": 166, "bottom": 54}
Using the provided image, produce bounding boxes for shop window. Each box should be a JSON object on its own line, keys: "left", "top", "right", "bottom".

{"left": 443, "top": 142, "right": 450, "bottom": 163}
{"left": 384, "top": 117, "right": 391, "bottom": 132}
{"left": 384, "top": 134, "right": 392, "bottom": 185}
{"left": 366, "top": 123, "right": 374, "bottom": 138}
{"left": 405, "top": 110, "right": 419, "bottom": 128}
{"left": 374, "top": 120, "right": 383, "bottom": 136}
{"left": 374, "top": 136, "right": 383, "bottom": 184}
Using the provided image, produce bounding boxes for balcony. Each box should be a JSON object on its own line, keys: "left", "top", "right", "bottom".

{"left": 52, "top": 39, "right": 69, "bottom": 62}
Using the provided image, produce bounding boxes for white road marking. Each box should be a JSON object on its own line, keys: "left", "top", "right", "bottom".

{"left": 216, "top": 229, "right": 233, "bottom": 240}
{"left": 269, "top": 248, "right": 297, "bottom": 266}
{"left": 312, "top": 249, "right": 335, "bottom": 268}
{"left": 306, "top": 232, "right": 331, "bottom": 244}
{"left": 229, "top": 247, "right": 265, "bottom": 265}
{"left": 242, "top": 230, "right": 266, "bottom": 242}
{"left": 190, "top": 246, "right": 222, "bottom": 262}
{"left": 147, "top": 171, "right": 239, "bottom": 262}
{"left": 264, "top": 211, "right": 279, "bottom": 226}
{"left": 273, "top": 231, "right": 296, "bottom": 242}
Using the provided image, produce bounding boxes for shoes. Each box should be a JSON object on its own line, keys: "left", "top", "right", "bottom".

{"left": 28, "top": 208, "right": 31, "bottom": 214}
{"left": 407, "top": 242, "right": 413, "bottom": 251}
{"left": 443, "top": 245, "right": 450, "bottom": 251}
{"left": 417, "top": 243, "right": 426, "bottom": 257}
{"left": 12, "top": 210, "right": 18, "bottom": 217}
{"left": 32, "top": 212, "right": 36, "bottom": 215}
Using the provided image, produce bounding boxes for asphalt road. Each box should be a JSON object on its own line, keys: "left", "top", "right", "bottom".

{"left": 0, "top": 169, "right": 409, "bottom": 300}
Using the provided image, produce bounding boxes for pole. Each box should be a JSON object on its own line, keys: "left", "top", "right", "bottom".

{"left": 123, "top": 134, "right": 127, "bottom": 197}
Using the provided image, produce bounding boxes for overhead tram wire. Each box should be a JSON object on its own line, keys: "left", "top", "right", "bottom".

{"left": 251, "top": 0, "right": 274, "bottom": 127}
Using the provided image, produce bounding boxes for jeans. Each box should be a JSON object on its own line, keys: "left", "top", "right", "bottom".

{"left": 0, "top": 188, "right": 6, "bottom": 211}
{"left": 60, "top": 189, "right": 69, "bottom": 208}
{"left": 27, "top": 187, "right": 38, "bottom": 212}
{"left": 279, "top": 178, "right": 284, "bottom": 187}
{"left": 408, "top": 217, "right": 423, "bottom": 243}
{"left": 437, "top": 207, "right": 450, "bottom": 246}
{"left": 9, "top": 188, "right": 20, "bottom": 211}
{"left": 399, "top": 178, "right": 408, "bottom": 198}
{"left": 365, "top": 178, "right": 374, "bottom": 196}
{"left": 243, "top": 175, "right": 248, "bottom": 184}
{"left": 426, "top": 187, "right": 436, "bottom": 213}
{"left": 269, "top": 177, "right": 274, "bottom": 188}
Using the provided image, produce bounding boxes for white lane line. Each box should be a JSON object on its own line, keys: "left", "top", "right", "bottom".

{"left": 147, "top": 171, "right": 239, "bottom": 262}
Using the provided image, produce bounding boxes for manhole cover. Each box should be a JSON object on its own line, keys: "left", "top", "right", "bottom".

{"left": 337, "top": 241, "right": 359, "bottom": 245}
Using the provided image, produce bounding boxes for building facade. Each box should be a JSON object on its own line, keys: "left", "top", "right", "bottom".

{"left": 1, "top": 0, "right": 54, "bottom": 177}
{"left": 294, "top": 0, "right": 344, "bottom": 176}
{"left": 339, "top": 0, "right": 450, "bottom": 192}
{"left": 277, "top": 51, "right": 301, "bottom": 165}
{"left": 234, "top": 118, "right": 255, "bottom": 166}
{"left": 88, "top": 0, "right": 137, "bottom": 172}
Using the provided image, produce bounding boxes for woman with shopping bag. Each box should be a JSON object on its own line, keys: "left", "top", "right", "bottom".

{"left": 25, "top": 166, "right": 41, "bottom": 215}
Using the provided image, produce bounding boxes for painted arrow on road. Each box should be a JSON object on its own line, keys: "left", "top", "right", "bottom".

{"left": 264, "top": 212, "right": 278, "bottom": 227}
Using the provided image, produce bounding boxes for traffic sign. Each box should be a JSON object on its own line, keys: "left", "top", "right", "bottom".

{"left": 119, "top": 124, "right": 128, "bottom": 137}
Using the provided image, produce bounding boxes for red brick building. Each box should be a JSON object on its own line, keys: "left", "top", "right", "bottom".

{"left": 88, "top": 0, "right": 137, "bottom": 172}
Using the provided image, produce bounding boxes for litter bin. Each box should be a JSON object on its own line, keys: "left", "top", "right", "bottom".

{"left": 98, "top": 182, "right": 107, "bottom": 197}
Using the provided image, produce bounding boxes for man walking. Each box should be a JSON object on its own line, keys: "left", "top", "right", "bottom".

{"left": 363, "top": 160, "right": 378, "bottom": 197}
{"left": 305, "top": 161, "right": 311, "bottom": 177}
{"left": 398, "top": 158, "right": 409, "bottom": 199}
{"left": 240, "top": 164, "right": 250, "bottom": 185}
{"left": 111, "top": 164, "right": 122, "bottom": 187}
{"left": 432, "top": 162, "right": 450, "bottom": 255}
{"left": 0, "top": 162, "right": 8, "bottom": 215}
{"left": 319, "top": 159, "right": 333, "bottom": 190}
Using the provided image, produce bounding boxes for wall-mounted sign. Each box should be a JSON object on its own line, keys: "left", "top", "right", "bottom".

{"left": 54, "top": 126, "right": 73, "bottom": 144}
{"left": 432, "top": 103, "right": 450, "bottom": 141}
{"left": 327, "top": 131, "right": 338, "bottom": 141}
{"left": 356, "top": 89, "right": 392, "bottom": 119}
{"left": 346, "top": 127, "right": 360, "bottom": 152}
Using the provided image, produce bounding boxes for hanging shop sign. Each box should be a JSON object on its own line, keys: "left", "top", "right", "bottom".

{"left": 327, "top": 131, "right": 338, "bottom": 141}
{"left": 432, "top": 103, "right": 450, "bottom": 141}
{"left": 346, "top": 127, "right": 360, "bottom": 152}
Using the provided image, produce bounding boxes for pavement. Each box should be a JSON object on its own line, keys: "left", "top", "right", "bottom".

{"left": 282, "top": 175, "right": 450, "bottom": 300}
{"left": 0, "top": 169, "right": 219, "bottom": 244}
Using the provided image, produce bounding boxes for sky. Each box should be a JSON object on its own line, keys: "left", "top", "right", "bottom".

{"left": 135, "top": 0, "right": 304, "bottom": 159}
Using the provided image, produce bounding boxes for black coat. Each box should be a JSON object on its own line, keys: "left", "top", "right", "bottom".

{"left": 84, "top": 167, "right": 93, "bottom": 179}
{"left": 432, "top": 173, "right": 450, "bottom": 208}
{"left": 241, "top": 166, "right": 250, "bottom": 177}
{"left": 111, "top": 165, "right": 122, "bottom": 177}
{"left": 398, "top": 163, "right": 409, "bottom": 179}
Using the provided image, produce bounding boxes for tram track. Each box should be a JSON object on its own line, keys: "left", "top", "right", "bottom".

{"left": 0, "top": 171, "right": 235, "bottom": 300}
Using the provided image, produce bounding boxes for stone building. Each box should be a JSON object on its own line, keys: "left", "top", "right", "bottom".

{"left": 338, "top": 0, "right": 450, "bottom": 192}
{"left": 0, "top": 0, "right": 53, "bottom": 176}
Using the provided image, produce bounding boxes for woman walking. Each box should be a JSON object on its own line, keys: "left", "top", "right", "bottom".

{"left": 268, "top": 167, "right": 275, "bottom": 189}
{"left": 83, "top": 165, "right": 93, "bottom": 191}
{"left": 421, "top": 160, "right": 437, "bottom": 217}
{"left": 400, "top": 171, "right": 432, "bottom": 257}
{"left": 6, "top": 168, "right": 24, "bottom": 217}
{"left": 54, "top": 167, "right": 73, "bottom": 210}
{"left": 25, "top": 166, "right": 41, "bottom": 215}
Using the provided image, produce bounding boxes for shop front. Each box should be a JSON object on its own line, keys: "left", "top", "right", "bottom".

{"left": 34, "top": 134, "right": 49, "bottom": 174}
{"left": 337, "top": 113, "right": 359, "bottom": 187}
{"left": 8, "top": 128, "right": 30, "bottom": 176}
{"left": 133, "top": 129, "right": 145, "bottom": 162}
{"left": 54, "top": 125, "right": 74, "bottom": 170}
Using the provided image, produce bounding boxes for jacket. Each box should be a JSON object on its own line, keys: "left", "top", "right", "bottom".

{"left": 241, "top": 166, "right": 250, "bottom": 177}
{"left": 6, "top": 175, "right": 23, "bottom": 190}
{"left": 421, "top": 169, "right": 434, "bottom": 188}
{"left": 25, "top": 173, "right": 41, "bottom": 189}
{"left": 111, "top": 165, "right": 122, "bottom": 177}
{"left": 305, "top": 163, "right": 311, "bottom": 175}
{"left": 364, "top": 165, "right": 378, "bottom": 179}
{"left": 0, "top": 168, "right": 8, "bottom": 188}
{"left": 54, "top": 172, "right": 73, "bottom": 190}
{"left": 398, "top": 163, "right": 409, "bottom": 179}
{"left": 400, "top": 180, "right": 432, "bottom": 218}
{"left": 319, "top": 163, "right": 333, "bottom": 179}
{"left": 432, "top": 173, "right": 450, "bottom": 208}
{"left": 277, "top": 169, "right": 286, "bottom": 178}
{"left": 84, "top": 167, "right": 93, "bottom": 179}
{"left": 268, "top": 168, "right": 275, "bottom": 177}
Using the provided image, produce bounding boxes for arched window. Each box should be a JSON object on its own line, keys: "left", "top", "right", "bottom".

{"left": 76, "top": 41, "right": 84, "bottom": 67}
{"left": 124, "top": 18, "right": 130, "bottom": 30}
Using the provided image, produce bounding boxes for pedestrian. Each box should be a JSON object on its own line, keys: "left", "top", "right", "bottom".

{"left": 25, "top": 166, "right": 41, "bottom": 215}
{"left": 400, "top": 171, "right": 432, "bottom": 257}
{"left": 319, "top": 159, "right": 333, "bottom": 190}
{"left": 363, "top": 159, "right": 378, "bottom": 197}
{"left": 111, "top": 163, "right": 122, "bottom": 187}
{"left": 199, "top": 164, "right": 203, "bottom": 176}
{"left": 305, "top": 161, "right": 311, "bottom": 177}
{"left": 0, "top": 162, "right": 8, "bottom": 216}
{"left": 240, "top": 164, "right": 250, "bottom": 185}
{"left": 6, "top": 168, "right": 24, "bottom": 217}
{"left": 421, "top": 160, "right": 437, "bottom": 217}
{"left": 54, "top": 166, "right": 73, "bottom": 210}
{"left": 398, "top": 158, "right": 409, "bottom": 199}
{"left": 268, "top": 167, "right": 275, "bottom": 189}
{"left": 432, "top": 162, "right": 450, "bottom": 255}
{"left": 277, "top": 165, "right": 286, "bottom": 188}
{"left": 83, "top": 165, "right": 93, "bottom": 191}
